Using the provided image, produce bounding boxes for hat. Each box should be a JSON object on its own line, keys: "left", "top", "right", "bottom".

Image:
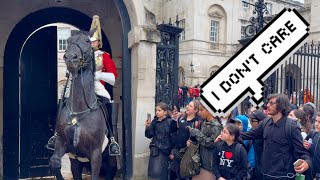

{"left": 90, "top": 15, "right": 103, "bottom": 48}
{"left": 230, "top": 115, "right": 249, "bottom": 132}
{"left": 247, "top": 109, "right": 266, "bottom": 121}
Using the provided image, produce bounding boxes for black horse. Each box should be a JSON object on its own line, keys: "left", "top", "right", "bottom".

{"left": 50, "top": 29, "right": 113, "bottom": 180}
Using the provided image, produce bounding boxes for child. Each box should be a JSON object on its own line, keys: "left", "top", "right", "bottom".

{"left": 145, "top": 102, "right": 176, "bottom": 180}
{"left": 189, "top": 102, "right": 223, "bottom": 179}
{"left": 213, "top": 123, "right": 248, "bottom": 180}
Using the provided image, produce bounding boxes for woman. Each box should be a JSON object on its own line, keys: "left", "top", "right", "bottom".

{"left": 170, "top": 99, "right": 203, "bottom": 180}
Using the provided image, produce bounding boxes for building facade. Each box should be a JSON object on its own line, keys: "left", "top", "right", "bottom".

{"left": 0, "top": 0, "right": 319, "bottom": 179}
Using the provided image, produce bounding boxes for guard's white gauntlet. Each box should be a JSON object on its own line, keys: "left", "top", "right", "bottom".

{"left": 94, "top": 71, "right": 115, "bottom": 86}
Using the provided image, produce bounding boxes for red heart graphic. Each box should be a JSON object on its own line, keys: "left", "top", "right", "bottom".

{"left": 225, "top": 152, "right": 233, "bottom": 159}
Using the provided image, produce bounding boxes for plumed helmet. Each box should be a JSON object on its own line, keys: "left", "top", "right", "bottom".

{"left": 90, "top": 15, "right": 102, "bottom": 48}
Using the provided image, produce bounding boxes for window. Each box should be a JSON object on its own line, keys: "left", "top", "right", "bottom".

{"left": 58, "top": 27, "right": 71, "bottom": 51}
{"left": 266, "top": 3, "right": 272, "bottom": 15}
{"left": 241, "top": 26, "right": 246, "bottom": 39}
{"left": 242, "top": 0, "right": 249, "bottom": 8}
{"left": 210, "top": 20, "right": 219, "bottom": 42}
{"left": 179, "top": 19, "right": 186, "bottom": 41}
{"left": 179, "top": 68, "right": 185, "bottom": 84}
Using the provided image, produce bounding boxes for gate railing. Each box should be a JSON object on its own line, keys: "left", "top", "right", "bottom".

{"left": 241, "top": 42, "right": 320, "bottom": 113}
{"left": 155, "top": 18, "right": 183, "bottom": 109}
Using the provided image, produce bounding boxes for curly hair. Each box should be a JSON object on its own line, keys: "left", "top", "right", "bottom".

{"left": 267, "top": 93, "right": 291, "bottom": 116}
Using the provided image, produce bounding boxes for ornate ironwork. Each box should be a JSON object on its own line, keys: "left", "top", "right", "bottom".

{"left": 156, "top": 17, "right": 183, "bottom": 109}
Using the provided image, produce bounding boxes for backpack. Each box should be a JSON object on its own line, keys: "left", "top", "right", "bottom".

{"left": 260, "top": 117, "right": 294, "bottom": 147}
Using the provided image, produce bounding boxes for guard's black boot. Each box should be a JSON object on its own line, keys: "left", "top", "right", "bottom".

{"left": 46, "top": 133, "right": 57, "bottom": 151}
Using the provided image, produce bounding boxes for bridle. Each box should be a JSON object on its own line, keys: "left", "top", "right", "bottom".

{"left": 65, "top": 40, "right": 98, "bottom": 116}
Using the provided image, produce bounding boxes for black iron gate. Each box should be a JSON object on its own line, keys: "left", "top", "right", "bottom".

{"left": 20, "top": 26, "right": 57, "bottom": 178}
{"left": 273, "top": 42, "right": 320, "bottom": 108}
{"left": 241, "top": 42, "right": 320, "bottom": 113}
{"left": 155, "top": 19, "right": 183, "bottom": 109}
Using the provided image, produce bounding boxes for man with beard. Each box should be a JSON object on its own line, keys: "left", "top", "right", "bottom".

{"left": 241, "top": 94, "right": 311, "bottom": 180}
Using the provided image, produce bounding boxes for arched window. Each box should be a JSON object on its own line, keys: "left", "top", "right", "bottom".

{"left": 208, "top": 4, "right": 227, "bottom": 44}
{"left": 179, "top": 67, "right": 185, "bottom": 84}
{"left": 209, "top": 66, "right": 220, "bottom": 77}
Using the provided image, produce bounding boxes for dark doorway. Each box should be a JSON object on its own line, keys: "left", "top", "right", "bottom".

{"left": 19, "top": 26, "right": 57, "bottom": 178}
{"left": 4, "top": 5, "right": 132, "bottom": 179}
{"left": 285, "top": 72, "right": 296, "bottom": 96}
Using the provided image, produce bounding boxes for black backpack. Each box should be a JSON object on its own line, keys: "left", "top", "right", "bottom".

{"left": 260, "top": 117, "right": 294, "bottom": 147}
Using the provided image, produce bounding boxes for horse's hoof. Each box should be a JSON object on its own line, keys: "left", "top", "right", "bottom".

{"left": 50, "top": 155, "right": 61, "bottom": 169}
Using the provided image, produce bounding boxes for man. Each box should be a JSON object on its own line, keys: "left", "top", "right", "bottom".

{"left": 241, "top": 93, "right": 311, "bottom": 180}
{"left": 90, "top": 15, "right": 120, "bottom": 180}
{"left": 247, "top": 109, "right": 266, "bottom": 179}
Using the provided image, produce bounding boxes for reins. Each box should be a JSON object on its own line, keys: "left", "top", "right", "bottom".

{"left": 66, "top": 42, "right": 98, "bottom": 116}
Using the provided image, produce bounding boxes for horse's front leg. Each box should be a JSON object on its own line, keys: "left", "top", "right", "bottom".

{"left": 50, "top": 135, "right": 66, "bottom": 180}
{"left": 90, "top": 148, "right": 102, "bottom": 180}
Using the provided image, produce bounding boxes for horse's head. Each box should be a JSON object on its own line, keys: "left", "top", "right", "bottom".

{"left": 64, "top": 30, "right": 95, "bottom": 76}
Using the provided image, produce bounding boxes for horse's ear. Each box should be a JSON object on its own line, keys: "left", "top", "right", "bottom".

{"left": 89, "top": 27, "right": 97, "bottom": 37}
{"left": 71, "top": 30, "right": 79, "bottom": 36}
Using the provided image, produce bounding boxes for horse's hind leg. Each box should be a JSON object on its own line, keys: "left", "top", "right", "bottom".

{"left": 90, "top": 149, "right": 102, "bottom": 180}
{"left": 70, "top": 158, "right": 84, "bottom": 180}
{"left": 49, "top": 136, "right": 66, "bottom": 180}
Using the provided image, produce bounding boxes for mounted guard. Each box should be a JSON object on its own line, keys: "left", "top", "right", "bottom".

{"left": 49, "top": 15, "right": 120, "bottom": 180}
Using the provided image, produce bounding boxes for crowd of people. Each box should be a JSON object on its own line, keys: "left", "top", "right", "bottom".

{"left": 145, "top": 93, "right": 320, "bottom": 180}
{"left": 178, "top": 83, "right": 200, "bottom": 109}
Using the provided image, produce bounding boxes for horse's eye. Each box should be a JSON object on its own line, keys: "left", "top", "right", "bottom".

{"left": 86, "top": 39, "right": 90, "bottom": 43}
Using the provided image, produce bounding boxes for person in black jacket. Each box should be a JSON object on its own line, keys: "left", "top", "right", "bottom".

{"left": 241, "top": 93, "right": 312, "bottom": 180}
{"left": 213, "top": 123, "right": 248, "bottom": 180}
{"left": 145, "top": 102, "right": 176, "bottom": 180}
{"left": 170, "top": 99, "right": 203, "bottom": 180}
{"left": 247, "top": 109, "right": 267, "bottom": 180}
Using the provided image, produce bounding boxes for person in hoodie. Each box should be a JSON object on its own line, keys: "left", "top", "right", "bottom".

{"left": 170, "top": 99, "right": 203, "bottom": 180}
{"left": 213, "top": 123, "right": 248, "bottom": 180}
{"left": 145, "top": 102, "right": 176, "bottom": 180}
{"left": 187, "top": 102, "right": 223, "bottom": 180}
{"left": 229, "top": 115, "right": 255, "bottom": 179}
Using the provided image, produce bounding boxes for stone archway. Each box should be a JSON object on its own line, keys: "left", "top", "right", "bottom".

{"left": 2, "top": 2, "right": 133, "bottom": 178}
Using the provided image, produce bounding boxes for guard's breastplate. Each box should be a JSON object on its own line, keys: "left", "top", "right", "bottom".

{"left": 94, "top": 50, "right": 103, "bottom": 71}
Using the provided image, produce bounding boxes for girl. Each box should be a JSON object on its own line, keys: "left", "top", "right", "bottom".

{"left": 170, "top": 99, "right": 203, "bottom": 179}
{"left": 188, "top": 102, "right": 223, "bottom": 180}
{"left": 145, "top": 102, "right": 176, "bottom": 180}
{"left": 213, "top": 123, "right": 248, "bottom": 180}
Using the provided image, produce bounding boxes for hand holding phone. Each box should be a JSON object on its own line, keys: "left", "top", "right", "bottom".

{"left": 294, "top": 159, "right": 303, "bottom": 167}
{"left": 146, "top": 113, "right": 152, "bottom": 126}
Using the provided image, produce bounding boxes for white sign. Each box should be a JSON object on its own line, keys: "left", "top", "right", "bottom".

{"left": 200, "top": 8, "right": 309, "bottom": 117}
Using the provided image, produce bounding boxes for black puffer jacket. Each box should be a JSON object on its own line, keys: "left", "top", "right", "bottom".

{"left": 145, "top": 116, "right": 176, "bottom": 154}
{"left": 190, "top": 119, "right": 223, "bottom": 171}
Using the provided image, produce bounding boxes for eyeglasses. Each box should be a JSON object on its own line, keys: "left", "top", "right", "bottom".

{"left": 249, "top": 118, "right": 259, "bottom": 123}
{"left": 221, "top": 130, "right": 230, "bottom": 134}
{"left": 267, "top": 101, "right": 277, "bottom": 106}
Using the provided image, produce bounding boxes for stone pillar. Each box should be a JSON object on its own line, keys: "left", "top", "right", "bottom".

{"left": 128, "top": 25, "right": 160, "bottom": 180}
{"left": 310, "top": 0, "right": 320, "bottom": 41}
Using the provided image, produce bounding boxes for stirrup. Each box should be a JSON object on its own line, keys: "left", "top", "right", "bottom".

{"left": 45, "top": 133, "right": 57, "bottom": 151}
{"left": 109, "top": 137, "right": 121, "bottom": 156}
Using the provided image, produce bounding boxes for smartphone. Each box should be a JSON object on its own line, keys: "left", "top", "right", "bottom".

{"left": 147, "top": 113, "right": 151, "bottom": 120}
{"left": 293, "top": 159, "right": 303, "bottom": 167}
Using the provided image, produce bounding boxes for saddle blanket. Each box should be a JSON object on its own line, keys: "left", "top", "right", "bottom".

{"left": 67, "top": 135, "right": 109, "bottom": 162}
